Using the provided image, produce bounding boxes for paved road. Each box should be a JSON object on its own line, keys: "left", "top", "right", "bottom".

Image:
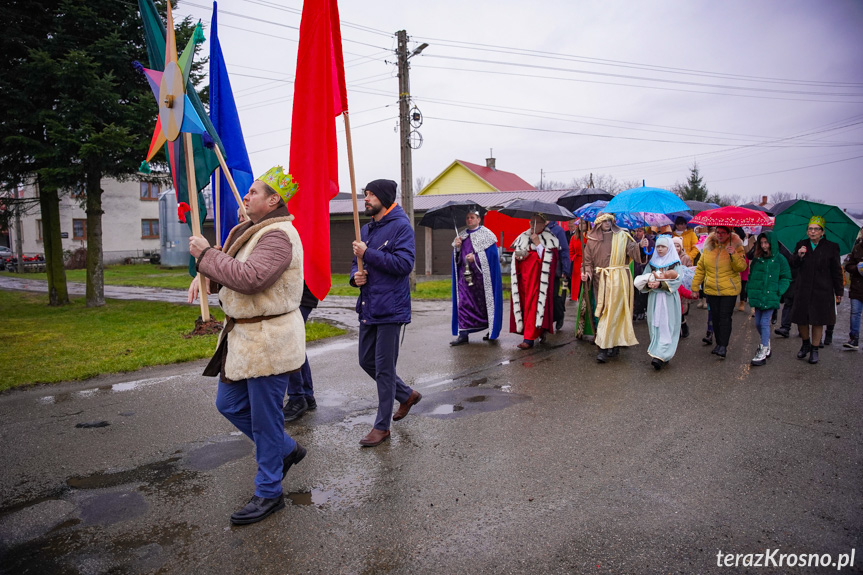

{"left": 0, "top": 283, "right": 861, "bottom": 574}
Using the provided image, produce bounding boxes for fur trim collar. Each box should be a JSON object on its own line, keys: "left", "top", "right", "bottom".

{"left": 704, "top": 231, "right": 742, "bottom": 252}
{"left": 225, "top": 214, "right": 296, "bottom": 258}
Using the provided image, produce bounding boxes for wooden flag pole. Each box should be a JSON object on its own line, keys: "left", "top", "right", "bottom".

{"left": 183, "top": 132, "right": 210, "bottom": 321}
{"left": 214, "top": 167, "right": 222, "bottom": 248}
{"left": 211, "top": 145, "right": 249, "bottom": 221}
{"left": 343, "top": 111, "right": 363, "bottom": 272}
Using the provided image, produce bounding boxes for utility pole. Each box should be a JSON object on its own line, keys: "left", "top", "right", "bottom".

{"left": 396, "top": 30, "right": 427, "bottom": 291}
{"left": 12, "top": 185, "right": 24, "bottom": 273}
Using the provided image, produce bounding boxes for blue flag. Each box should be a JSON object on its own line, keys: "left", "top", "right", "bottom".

{"left": 209, "top": 1, "right": 253, "bottom": 245}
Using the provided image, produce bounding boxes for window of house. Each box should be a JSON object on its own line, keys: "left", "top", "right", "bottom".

{"left": 73, "top": 219, "right": 86, "bottom": 240}
{"left": 36, "top": 219, "right": 42, "bottom": 242}
{"left": 140, "top": 182, "right": 160, "bottom": 201}
{"left": 141, "top": 219, "right": 159, "bottom": 239}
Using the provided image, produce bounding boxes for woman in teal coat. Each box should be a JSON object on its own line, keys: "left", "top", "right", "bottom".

{"left": 746, "top": 230, "right": 791, "bottom": 366}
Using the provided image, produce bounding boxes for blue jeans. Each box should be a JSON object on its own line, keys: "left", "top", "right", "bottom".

{"left": 754, "top": 308, "right": 773, "bottom": 347}
{"left": 287, "top": 305, "right": 314, "bottom": 399}
{"left": 217, "top": 373, "right": 297, "bottom": 498}
{"left": 850, "top": 298, "right": 862, "bottom": 338}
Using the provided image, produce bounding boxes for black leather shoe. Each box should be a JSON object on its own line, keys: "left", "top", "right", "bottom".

{"left": 702, "top": 332, "right": 713, "bottom": 345}
{"left": 774, "top": 327, "right": 790, "bottom": 338}
{"left": 596, "top": 349, "right": 608, "bottom": 363}
{"left": 282, "top": 443, "right": 307, "bottom": 479}
{"left": 230, "top": 495, "right": 285, "bottom": 525}
{"left": 555, "top": 319, "right": 564, "bottom": 331}
{"left": 808, "top": 348, "right": 819, "bottom": 364}
{"left": 714, "top": 345, "right": 727, "bottom": 358}
{"left": 282, "top": 397, "right": 308, "bottom": 422}
{"left": 651, "top": 358, "right": 663, "bottom": 370}
{"left": 797, "top": 340, "right": 811, "bottom": 359}
{"left": 306, "top": 396, "right": 317, "bottom": 410}
{"left": 607, "top": 347, "right": 620, "bottom": 357}
{"left": 450, "top": 336, "right": 469, "bottom": 346}
{"left": 680, "top": 322, "right": 689, "bottom": 338}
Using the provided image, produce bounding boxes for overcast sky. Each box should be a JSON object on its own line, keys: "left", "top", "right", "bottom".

{"left": 171, "top": 0, "right": 863, "bottom": 212}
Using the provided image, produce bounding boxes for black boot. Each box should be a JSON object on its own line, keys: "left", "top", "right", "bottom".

{"left": 702, "top": 331, "right": 713, "bottom": 345}
{"left": 607, "top": 347, "right": 620, "bottom": 358}
{"left": 808, "top": 347, "right": 819, "bottom": 364}
{"left": 596, "top": 349, "right": 608, "bottom": 363}
{"left": 681, "top": 322, "right": 689, "bottom": 338}
{"left": 651, "top": 358, "right": 663, "bottom": 370}
{"left": 822, "top": 326, "right": 833, "bottom": 347}
{"left": 797, "top": 339, "right": 811, "bottom": 359}
{"left": 774, "top": 327, "right": 790, "bottom": 338}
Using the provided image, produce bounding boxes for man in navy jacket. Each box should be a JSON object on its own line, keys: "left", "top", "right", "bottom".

{"left": 350, "top": 179, "right": 421, "bottom": 447}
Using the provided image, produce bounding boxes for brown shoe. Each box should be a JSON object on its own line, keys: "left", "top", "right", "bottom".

{"left": 359, "top": 428, "right": 390, "bottom": 447}
{"left": 392, "top": 390, "right": 422, "bottom": 421}
{"left": 737, "top": 301, "right": 745, "bottom": 312}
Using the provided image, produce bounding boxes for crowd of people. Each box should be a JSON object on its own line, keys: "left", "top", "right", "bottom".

{"left": 451, "top": 210, "right": 858, "bottom": 372}
{"left": 186, "top": 171, "right": 860, "bottom": 526}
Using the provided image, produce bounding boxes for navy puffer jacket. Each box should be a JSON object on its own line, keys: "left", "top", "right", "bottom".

{"left": 351, "top": 204, "right": 415, "bottom": 325}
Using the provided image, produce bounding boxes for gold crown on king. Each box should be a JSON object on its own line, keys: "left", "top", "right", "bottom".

{"left": 258, "top": 166, "right": 298, "bottom": 204}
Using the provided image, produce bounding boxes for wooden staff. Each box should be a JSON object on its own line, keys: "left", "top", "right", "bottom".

{"left": 183, "top": 132, "right": 210, "bottom": 321}
{"left": 343, "top": 111, "right": 363, "bottom": 272}
{"left": 211, "top": 145, "right": 249, "bottom": 221}
{"left": 214, "top": 167, "right": 221, "bottom": 249}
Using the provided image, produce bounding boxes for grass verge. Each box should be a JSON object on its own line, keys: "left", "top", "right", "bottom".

{"left": 0, "top": 290, "right": 346, "bottom": 391}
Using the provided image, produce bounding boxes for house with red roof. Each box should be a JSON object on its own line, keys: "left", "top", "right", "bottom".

{"left": 418, "top": 157, "right": 535, "bottom": 195}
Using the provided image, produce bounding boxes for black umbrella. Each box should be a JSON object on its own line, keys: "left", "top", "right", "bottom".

{"left": 555, "top": 188, "right": 613, "bottom": 212}
{"left": 769, "top": 199, "right": 798, "bottom": 215}
{"left": 418, "top": 200, "right": 487, "bottom": 232}
{"left": 497, "top": 198, "right": 575, "bottom": 221}
{"left": 740, "top": 203, "right": 774, "bottom": 216}
{"left": 684, "top": 200, "right": 720, "bottom": 214}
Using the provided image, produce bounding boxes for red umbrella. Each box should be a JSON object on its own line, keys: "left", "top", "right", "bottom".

{"left": 689, "top": 206, "right": 773, "bottom": 227}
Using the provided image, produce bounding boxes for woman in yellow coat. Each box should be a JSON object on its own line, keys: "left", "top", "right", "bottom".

{"left": 691, "top": 226, "right": 747, "bottom": 358}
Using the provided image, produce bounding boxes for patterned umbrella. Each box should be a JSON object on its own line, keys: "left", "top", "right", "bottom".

{"left": 689, "top": 206, "right": 774, "bottom": 227}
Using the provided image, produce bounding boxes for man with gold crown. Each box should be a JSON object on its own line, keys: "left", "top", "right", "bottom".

{"left": 581, "top": 213, "right": 649, "bottom": 363}
{"left": 188, "top": 166, "right": 307, "bottom": 525}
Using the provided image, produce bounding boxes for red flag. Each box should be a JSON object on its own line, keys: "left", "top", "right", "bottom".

{"left": 288, "top": 0, "right": 348, "bottom": 301}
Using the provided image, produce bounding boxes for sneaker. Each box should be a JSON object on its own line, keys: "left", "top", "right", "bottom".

{"left": 844, "top": 337, "right": 859, "bottom": 350}
{"left": 282, "top": 396, "right": 308, "bottom": 422}
{"left": 751, "top": 345, "right": 767, "bottom": 366}
{"left": 306, "top": 396, "right": 317, "bottom": 410}
{"left": 765, "top": 343, "right": 772, "bottom": 358}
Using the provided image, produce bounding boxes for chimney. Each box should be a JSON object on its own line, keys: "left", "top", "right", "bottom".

{"left": 486, "top": 148, "right": 496, "bottom": 170}
{"left": 760, "top": 195, "right": 767, "bottom": 206}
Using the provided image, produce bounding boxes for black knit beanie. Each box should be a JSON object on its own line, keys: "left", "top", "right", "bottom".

{"left": 364, "top": 179, "right": 398, "bottom": 208}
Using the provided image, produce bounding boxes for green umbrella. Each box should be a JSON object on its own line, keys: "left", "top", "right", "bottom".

{"left": 773, "top": 200, "right": 861, "bottom": 254}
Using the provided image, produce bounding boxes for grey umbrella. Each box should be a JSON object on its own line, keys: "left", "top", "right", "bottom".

{"left": 497, "top": 198, "right": 575, "bottom": 221}
{"left": 556, "top": 188, "right": 613, "bottom": 212}
{"left": 684, "top": 200, "right": 720, "bottom": 214}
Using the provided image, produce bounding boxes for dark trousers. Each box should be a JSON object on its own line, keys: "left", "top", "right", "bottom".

{"left": 358, "top": 323, "right": 413, "bottom": 431}
{"left": 707, "top": 295, "right": 737, "bottom": 347}
{"left": 287, "top": 305, "right": 314, "bottom": 399}
{"left": 553, "top": 275, "right": 566, "bottom": 324}
{"left": 780, "top": 295, "right": 794, "bottom": 331}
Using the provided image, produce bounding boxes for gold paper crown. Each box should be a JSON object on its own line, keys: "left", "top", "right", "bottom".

{"left": 808, "top": 215, "right": 826, "bottom": 229}
{"left": 258, "top": 166, "right": 298, "bottom": 204}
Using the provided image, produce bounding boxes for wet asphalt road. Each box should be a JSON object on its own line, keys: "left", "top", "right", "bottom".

{"left": 0, "top": 286, "right": 861, "bottom": 574}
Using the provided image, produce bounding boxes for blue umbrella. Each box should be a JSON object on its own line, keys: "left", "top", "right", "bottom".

{"left": 573, "top": 200, "right": 608, "bottom": 222}
{"left": 604, "top": 186, "right": 690, "bottom": 215}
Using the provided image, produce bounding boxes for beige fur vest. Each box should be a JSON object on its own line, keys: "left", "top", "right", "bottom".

{"left": 218, "top": 218, "right": 305, "bottom": 380}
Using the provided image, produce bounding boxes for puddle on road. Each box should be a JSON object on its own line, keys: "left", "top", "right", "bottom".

{"left": 307, "top": 339, "right": 356, "bottom": 358}
{"left": 286, "top": 488, "right": 334, "bottom": 506}
{"left": 419, "top": 387, "right": 529, "bottom": 420}
{"left": 39, "top": 375, "right": 184, "bottom": 404}
{"left": 78, "top": 491, "right": 147, "bottom": 526}
{"left": 336, "top": 413, "right": 376, "bottom": 430}
{"left": 183, "top": 440, "right": 250, "bottom": 471}
{"left": 286, "top": 473, "right": 374, "bottom": 510}
{"left": 67, "top": 458, "right": 182, "bottom": 490}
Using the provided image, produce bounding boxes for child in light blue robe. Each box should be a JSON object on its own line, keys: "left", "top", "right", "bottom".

{"left": 634, "top": 236, "right": 683, "bottom": 370}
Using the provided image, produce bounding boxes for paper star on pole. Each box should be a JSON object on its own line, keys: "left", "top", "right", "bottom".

{"left": 137, "top": 0, "right": 207, "bottom": 163}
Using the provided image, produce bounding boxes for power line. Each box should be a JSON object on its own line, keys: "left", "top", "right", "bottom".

{"left": 711, "top": 154, "right": 863, "bottom": 182}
